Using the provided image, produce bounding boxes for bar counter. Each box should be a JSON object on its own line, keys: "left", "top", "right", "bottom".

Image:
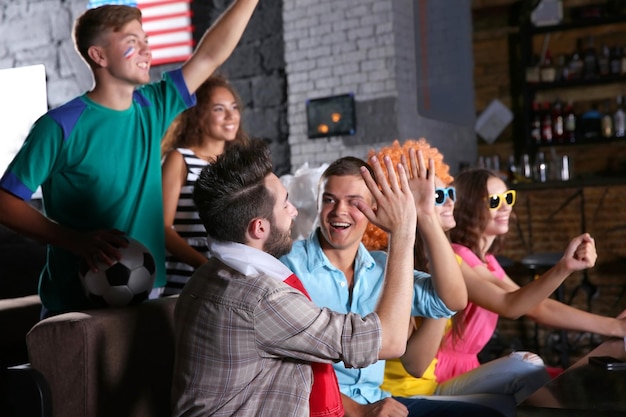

{"left": 517, "top": 337, "right": 626, "bottom": 416}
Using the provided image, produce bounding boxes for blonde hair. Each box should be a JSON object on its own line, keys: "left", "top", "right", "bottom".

{"left": 361, "top": 138, "right": 453, "bottom": 251}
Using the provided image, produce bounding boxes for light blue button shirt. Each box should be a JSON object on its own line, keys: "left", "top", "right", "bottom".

{"left": 279, "top": 230, "right": 454, "bottom": 404}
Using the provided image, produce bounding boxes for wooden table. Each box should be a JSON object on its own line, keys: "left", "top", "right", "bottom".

{"left": 517, "top": 337, "right": 626, "bottom": 416}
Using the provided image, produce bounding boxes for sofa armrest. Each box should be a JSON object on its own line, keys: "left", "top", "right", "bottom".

{"left": 26, "top": 296, "right": 177, "bottom": 417}
{"left": 0, "top": 295, "right": 41, "bottom": 367}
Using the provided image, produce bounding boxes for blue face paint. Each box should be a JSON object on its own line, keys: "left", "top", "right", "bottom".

{"left": 124, "top": 47, "right": 136, "bottom": 59}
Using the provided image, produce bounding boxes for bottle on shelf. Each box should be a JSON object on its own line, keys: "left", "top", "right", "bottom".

{"left": 601, "top": 100, "right": 614, "bottom": 139}
{"left": 610, "top": 46, "right": 622, "bottom": 76}
{"left": 552, "top": 99, "right": 565, "bottom": 143}
{"left": 568, "top": 39, "right": 584, "bottom": 80}
{"left": 583, "top": 35, "right": 598, "bottom": 79}
{"left": 560, "top": 155, "right": 571, "bottom": 181}
{"left": 526, "top": 54, "right": 541, "bottom": 83}
{"left": 535, "top": 152, "right": 548, "bottom": 183}
{"left": 598, "top": 44, "right": 611, "bottom": 77}
{"left": 522, "top": 153, "right": 533, "bottom": 179}
{"left": 556, "top": 54, "right": 569, "bottom": 81}
{"left": 530, "top": 101, "right": 542, "bottom": 144}
{"left": 540, "top": 50, "right": 556, "bottom": 82}
{"left": 564, "top": 100, "right": 577, "bottom": 143}
{"left": 614, "top": 95, "right": 626, "bottom": 137}
{"left": 580, "top": 102, "right": 602, "bottom": 140}
{"left": 507, "top": 155, "right": 518, "bottom": 183}
{"left": 541, "top": 102, "right": 553, "bottom": 144}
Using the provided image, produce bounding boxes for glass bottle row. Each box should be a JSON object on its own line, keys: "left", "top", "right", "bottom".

{"left": 527, "top": 35, "right": 626, "bottom": 83}
{"left": 530, "top": 95, "right": 626, "bottom": 144}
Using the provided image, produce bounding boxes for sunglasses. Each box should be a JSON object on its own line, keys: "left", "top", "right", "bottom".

{"left": 488, "top": 190, "right": 516, "bottom": 210}
{"left": 435, "top": 187, "right": 456, "bottom": 206}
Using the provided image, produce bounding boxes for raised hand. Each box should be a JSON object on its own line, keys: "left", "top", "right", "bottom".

{"left": 563, "top": 233, "right": 597, "bottom": 271}
{"left": 354, "top": 155, "right": 416, "bottom": 237}
{"left": 400, "top": 148, "right": 436, "bottom": 220}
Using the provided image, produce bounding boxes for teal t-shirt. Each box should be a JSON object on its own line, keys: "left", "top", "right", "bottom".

{"left": 0, "top": 69, "right": 195, "bottom": 312}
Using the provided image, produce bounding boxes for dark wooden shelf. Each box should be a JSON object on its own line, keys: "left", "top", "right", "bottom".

{"left": 526, "top": 75, "right": 626, "bottom": 92}
{"left": 512, "top": 15, "right": 626, "bottom": 158}
{"left": 535, "top": 135, "right": 626, "bottom": 147}
{"left": 524, "top": 16, "right": 626, "bottom": 35}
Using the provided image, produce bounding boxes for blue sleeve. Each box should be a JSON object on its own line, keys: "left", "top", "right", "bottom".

{"left": 0, "top": 114, "right": 64, "bottom": 201}
{"left": 411, "top": 270, "right": 455, "bottom": 318}
{"left": 369, "top": 250, "right": 454, "bottom": 318}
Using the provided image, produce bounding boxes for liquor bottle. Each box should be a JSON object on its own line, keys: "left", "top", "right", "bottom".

{"left": 535, "top": 152, "right": 548, "bottom": 183}
{"left": 526, "top": 54, "right": 541, "bottom": 83}
{"left": 540, "top": 51, "right": 556, "bottom": 82}
{"left": 568, "top": 39, "right": 584, "bottom": 80}
{"left": 564, "top": 100, "right": 577, "bottom": 143}
{"left": 598, "top": 44, "right": 611, "bottom": 77}
{"left": 541, "top": 102, "right": 553, "bottom": 144}
{"left": 583, "top": 36, "right": 598, "bottom": 79}
{"left": 530, "top": 101, "right": 542, "bottom": 144}
{"left": 556, "top": 54, "right": 569, "bottom": 81}
{"left": 601, "top": 100, "right": 614, "bottom": 138}
{"left": 580, "top": 103, "right": 602, "bottom": 140}
{"left": 552, "top": 99, "right": 565, "bottom": 143}
{"left": 610, "top": 46, "right": 622, "bottom": 75}
{"left": 614, "top": 95, "right": 626, "bottom": 137}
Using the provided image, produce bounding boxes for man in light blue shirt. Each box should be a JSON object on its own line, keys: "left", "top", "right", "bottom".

{"left": 281, "top": 155, "right": 503, "bottom": 417}
{"left": 282, "top": 230, "right": 452, "bottom": 403}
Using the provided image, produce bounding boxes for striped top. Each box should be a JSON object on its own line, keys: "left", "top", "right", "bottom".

{"left": 164, "top": 148, "right": 209, "bottom": 295}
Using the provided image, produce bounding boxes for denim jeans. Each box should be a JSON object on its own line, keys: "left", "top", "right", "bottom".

{"left": 408, "top": 352, "right": 550, "bottom": 417}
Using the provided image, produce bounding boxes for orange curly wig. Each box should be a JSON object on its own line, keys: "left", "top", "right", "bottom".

{"left": 361, "top": 138, "right": 453, "bottom": 251}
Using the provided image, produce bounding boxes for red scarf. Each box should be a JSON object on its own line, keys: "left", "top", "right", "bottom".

{"left": 284, "top": 274, "right": 344, "bottom": 417}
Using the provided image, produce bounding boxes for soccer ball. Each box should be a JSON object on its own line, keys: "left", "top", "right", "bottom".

{"left": 79, "top": 237, "right": 156, "bottom": 308}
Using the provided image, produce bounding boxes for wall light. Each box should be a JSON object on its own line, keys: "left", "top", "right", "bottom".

{"left": 306, "top": 93, "right": 356, "bottom": 139}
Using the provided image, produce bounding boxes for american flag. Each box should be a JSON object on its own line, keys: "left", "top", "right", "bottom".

{"left": 87, "top": 0, "right": 194, "bottom": 66}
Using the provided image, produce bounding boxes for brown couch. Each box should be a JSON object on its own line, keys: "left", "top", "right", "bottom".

{"left": 22, "top": 296, "right": 178, "bottom": 417}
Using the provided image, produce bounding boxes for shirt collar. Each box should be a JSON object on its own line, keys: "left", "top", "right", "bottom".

{"left": 304, "top": 228, "right": 376, "bottom": 273}
{"left": 208, "top": 238, "right": 293, "bottom": 281}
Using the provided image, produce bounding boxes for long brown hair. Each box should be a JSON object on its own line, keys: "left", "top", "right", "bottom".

{"left": 161, "top": 74, "right": 249, "bottom": 155}
{"left": 449, "top": 168, "right": 507, "bottom": 260}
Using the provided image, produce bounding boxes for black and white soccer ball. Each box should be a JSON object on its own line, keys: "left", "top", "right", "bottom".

{"left": 79, "top": 237, "right": 156, "bottom": 308}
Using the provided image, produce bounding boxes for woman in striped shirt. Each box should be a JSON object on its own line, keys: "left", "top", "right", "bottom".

{"left": 161, "top": 75, "right": 249, "bottom": 295}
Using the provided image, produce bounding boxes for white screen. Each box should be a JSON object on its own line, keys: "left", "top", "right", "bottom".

{"left": 0, "top": 64, "right": 47, "bottom": 198}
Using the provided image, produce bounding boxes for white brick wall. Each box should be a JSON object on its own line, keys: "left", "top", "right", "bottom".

{"left": 0, "top": 0, "right": 92, "bottom": 108}
{"left": 1, "top": 0, "right": 479, "bottom": 174}
{"left": 284, "top": 0, "right": 478, "bottom": 174}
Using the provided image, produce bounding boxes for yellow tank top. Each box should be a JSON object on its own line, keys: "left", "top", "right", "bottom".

{"left": 381, "top": 319, "right": 452, "bottom": 396}
{"left": 382, "top": 255, "right": 461, "bottom": 396}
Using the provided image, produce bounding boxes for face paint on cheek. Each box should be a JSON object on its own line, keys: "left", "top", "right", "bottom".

{"left": 124, "top": 47, "right": 136, "bottom": 59}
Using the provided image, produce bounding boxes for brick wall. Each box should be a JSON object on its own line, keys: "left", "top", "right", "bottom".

{"left": 495, "top": 183, "right": 626, "bottom": 366}
{"left": 0, "top": 0, "right": 479, "bottom": 176}
{"left": 283, "top": 0, "right": 478, "bottom": 173}
{"left": 0, "top": 0, "right": 93, "bottom": 108}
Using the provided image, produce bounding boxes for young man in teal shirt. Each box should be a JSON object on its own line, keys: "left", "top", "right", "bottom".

{"left": 0, "top": 0, "right": 259, "bottom": 315}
